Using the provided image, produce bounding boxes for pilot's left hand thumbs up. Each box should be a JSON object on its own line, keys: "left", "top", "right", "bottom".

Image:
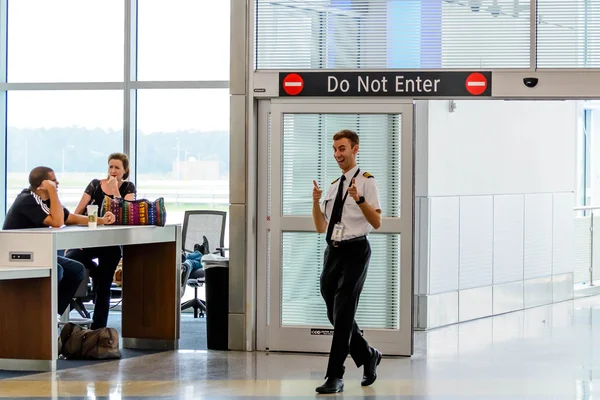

{"left": 348, "top": 178, "right": 360, "bottom": 201}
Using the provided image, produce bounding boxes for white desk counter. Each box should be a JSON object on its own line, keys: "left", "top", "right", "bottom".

{"left": 0, "top": 266, "right": 50, "bottom": 280}
{"left": 0, "top": 224, "right": 181, "bottom": 372}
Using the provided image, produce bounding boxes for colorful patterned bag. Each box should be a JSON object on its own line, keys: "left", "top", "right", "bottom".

{"left": 102, "top": 196, "right": 167, "bottom": 227}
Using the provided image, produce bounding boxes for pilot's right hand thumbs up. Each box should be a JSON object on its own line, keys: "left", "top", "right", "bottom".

{"left": 312, "top": 180, "right": 322, "bottom": 203}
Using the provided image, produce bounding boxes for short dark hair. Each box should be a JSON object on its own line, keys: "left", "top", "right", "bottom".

{"left": 29, "top": 166, "right": 54, "bottom": 190}
{"left": 333, "top": 129, "right": 359, "bottom": 147}
{"left": 108, "top": 152, "right": 130, "bottom": 180}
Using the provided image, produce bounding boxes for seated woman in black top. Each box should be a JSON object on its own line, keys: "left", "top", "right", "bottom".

{"left": 65, "top": 152, "right": 136, "bottom": 329}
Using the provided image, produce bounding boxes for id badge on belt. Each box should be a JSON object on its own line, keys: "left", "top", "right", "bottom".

{"left": 332, "top": 222, "right": 344, "bottom": 242}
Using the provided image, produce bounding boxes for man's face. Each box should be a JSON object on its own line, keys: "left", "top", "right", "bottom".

{"left": 47, "top": 172, "right": 59, "bottom": 189}
{"left": 333, "top": 138, "right": 358, "bottom": 171}
{"left": 37, "top": 172, "right": 59, "bottom": 195}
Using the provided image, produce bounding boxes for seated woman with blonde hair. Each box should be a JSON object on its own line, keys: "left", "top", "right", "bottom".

{"left": 65, "top": 152, "right": 136, "bottom": 329}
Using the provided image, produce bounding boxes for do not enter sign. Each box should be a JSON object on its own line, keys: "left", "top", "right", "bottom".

{"left": 282, "top": 73, "right": 304, "bottom": 96}
{"left": 465, "top": 73, "right": 488, "bottom": 96}
{"left": 277, "top": 71, "right": 492, "bottom": 97}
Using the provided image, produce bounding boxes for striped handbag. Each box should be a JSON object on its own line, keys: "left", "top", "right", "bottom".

{"left": 102, "top": 196, "right": 167, "bottom": 226}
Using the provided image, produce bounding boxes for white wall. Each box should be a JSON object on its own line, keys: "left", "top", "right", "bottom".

{"left": 415, "top": 100, "right": 577, "bottom": 329}
{"left": 427, "top": 100, "right": 576, "bottom": 196}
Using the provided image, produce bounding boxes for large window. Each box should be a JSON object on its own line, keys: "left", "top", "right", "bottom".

{"left": 537, "top": 0, "right": 600, "bottom": 68}
{"left": 256, "top": 0, "right": 600, "bottom": 70}
{"left": 577, "top": 102, "right": 600, "bottom": 210}
{"left": 137, "top": 0, "right": 230, "bottom": 81}
{"left": 8, "top": 0, "right": 123, "bottom": 82}
{"left": 3, "top": 1, "right": 231, "bottom": 227}
{"left": 136, "top": 89, "right": 230, "bottom": 224}
{"left": 6, "top": 91, "right": 123, "bottom": 211}
{"left": 256, "top": 0, "right": 531, "bottom": 69}
{"left": 577, "top": 106, "right": 591, "bottom": 209}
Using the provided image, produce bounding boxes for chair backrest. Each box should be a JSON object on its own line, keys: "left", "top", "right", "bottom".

{"left": 182, "top": 210, "right": 227, "bottom": 254}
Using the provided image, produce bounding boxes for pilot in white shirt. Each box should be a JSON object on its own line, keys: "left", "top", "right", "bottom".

{"left": 321, "top": 164, "right": 381, "bottom": 243}
{"left": 311, "top": 129, "right": 383, "bottom": 394}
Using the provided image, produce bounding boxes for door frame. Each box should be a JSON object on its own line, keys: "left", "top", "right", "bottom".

{"left": 256, "top": 98, "right": 415, "bottom": 356}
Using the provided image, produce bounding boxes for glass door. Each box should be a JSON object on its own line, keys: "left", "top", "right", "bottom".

{"left": 257, "top": 99, "right": 414, "bottom": 356}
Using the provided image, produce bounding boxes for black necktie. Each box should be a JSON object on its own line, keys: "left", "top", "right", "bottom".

{"left": 326, "top": 175, "right": 346, "bottom": 244}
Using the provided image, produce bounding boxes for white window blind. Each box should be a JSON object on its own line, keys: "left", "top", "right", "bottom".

{"left": 256, "top": 0, "right": 530, "bottom": 69}
{"left": 281, "top": 113, "right": 401, "bottom": 217}
{"left": 281, "top": 232, "right": 401, "bottom": 329}
{"left": 278, "top": 113, "right": 402, "bottom": 329}
{"left": 537, "top": 0, "right": 600, "bottom": 68}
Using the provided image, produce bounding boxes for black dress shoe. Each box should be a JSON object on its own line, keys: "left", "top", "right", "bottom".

{"left": 316, "top": 377, "right": 344, "bottom": 394}
{"left": 202, "top": 235, "right": 210, "bottom": 255}
{"left": 361, "top": 348, "right": 382, "bottom": 386}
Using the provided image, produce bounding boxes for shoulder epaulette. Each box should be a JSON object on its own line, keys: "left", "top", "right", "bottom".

{"left": 363, "top": 172, "right": 374, "bottom": 179}
{"left": 331, "top": 177, "right": 340, "bottom": 184}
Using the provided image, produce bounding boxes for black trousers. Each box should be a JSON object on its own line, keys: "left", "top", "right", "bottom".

{"left": 320, "top": 237, "right": 372, "bottom": 379}
{"left": 65, "top": 246, "right": 122, "bottom": 330}
{"left": 56, "top": 256, "right": 85, "bottom": 316}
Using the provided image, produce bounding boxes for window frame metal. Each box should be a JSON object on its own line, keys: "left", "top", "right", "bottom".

{"left": 252, "top": 0, "right": 600, "bottom": 72}
{"left": 0, "top": 0, "right": 230, "bottom": 225}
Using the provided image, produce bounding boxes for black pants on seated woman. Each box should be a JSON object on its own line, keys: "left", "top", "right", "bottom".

{"left": 65, "top": 246, "right": 122, "bottom": 329}
{"left": 69, "top": 152, "right": 137, "bottom": 329}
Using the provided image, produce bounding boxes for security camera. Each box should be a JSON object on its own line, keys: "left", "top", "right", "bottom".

{"left": 523, "top": 77, "right": 539, "bottom": 88}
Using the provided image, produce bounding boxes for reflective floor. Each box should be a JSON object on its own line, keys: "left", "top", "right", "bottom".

{"left": 4, "top": 296, "right": 600, "bottom": 399}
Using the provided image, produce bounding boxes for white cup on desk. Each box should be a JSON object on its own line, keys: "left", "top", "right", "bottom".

{"left": 87, "top": 205, "right": 99, "bottom": 228}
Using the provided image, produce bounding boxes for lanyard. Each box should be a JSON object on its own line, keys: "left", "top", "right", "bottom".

{"left": 335, "top": 168, "right": 361, "bottom": 220}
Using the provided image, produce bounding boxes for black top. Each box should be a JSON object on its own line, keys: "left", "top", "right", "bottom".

{"left": 83, "top": 179, "right": 137, "bottom": 216}
{"left": 3, "top": 189, "right": 70, "bottom": 230}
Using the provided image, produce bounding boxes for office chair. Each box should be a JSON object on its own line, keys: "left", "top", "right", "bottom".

{"left": 63, "top": 259, "right": 98, "bottom": 328}
{"left": 180, "top": 210, "right": 228, "bottom": 318}
{"left": 70, "top": 266, "right": 94, "bottom": 319}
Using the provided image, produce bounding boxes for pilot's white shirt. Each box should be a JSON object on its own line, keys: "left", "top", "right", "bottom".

{"left": 320, "top": 165, "right": 381, "bottom": 241}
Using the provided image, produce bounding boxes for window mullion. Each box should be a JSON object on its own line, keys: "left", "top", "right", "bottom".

{"left": 530, "top": 0, "right": 537, "bottom": 70}
{"left": 0, "top": 0, "right": 7, "bottom": 223}
{"left": 124, "top": 0, "right": 138, "bottom": 183}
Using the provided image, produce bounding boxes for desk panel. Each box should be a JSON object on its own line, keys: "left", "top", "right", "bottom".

{"left": 0, "top": 277, "right": 52, "bottom": 362}
{"left": 0, "top": 267, "right": 50, "bottom": 280}
{"left": 122, "top": 242, "right": 179, "bottom": 349}
{"left": 0, "top": 234, "right": 54, "bottom": 269}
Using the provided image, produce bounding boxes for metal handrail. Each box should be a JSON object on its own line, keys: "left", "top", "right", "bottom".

{"left": 574, "top": 206, "right": 600, "bottom": 286}
{"left": 575, "top": 206, "right": 600, "bottom": 211}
